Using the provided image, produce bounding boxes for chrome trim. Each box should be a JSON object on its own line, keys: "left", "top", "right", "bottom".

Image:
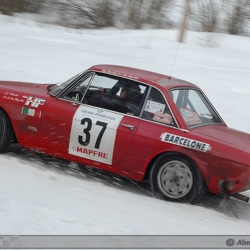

{"left": 121, "top": 124, "right": 135, "bottom": 131}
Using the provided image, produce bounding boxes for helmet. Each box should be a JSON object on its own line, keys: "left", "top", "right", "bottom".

{"left": 121, "top": 82, "right": 140, "bottom": 99}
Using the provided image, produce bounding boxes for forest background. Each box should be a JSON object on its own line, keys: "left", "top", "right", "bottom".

{"left": 1, "top": 0, "right": 250, "bottom": 38}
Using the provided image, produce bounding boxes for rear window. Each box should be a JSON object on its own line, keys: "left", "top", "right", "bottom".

{"left": 170, "top": 88, "right": 223, "bottom": 128}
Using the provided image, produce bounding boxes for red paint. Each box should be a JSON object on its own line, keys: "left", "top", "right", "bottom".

{"left": 0, "top": 65, "right": 249, "bottom": 197}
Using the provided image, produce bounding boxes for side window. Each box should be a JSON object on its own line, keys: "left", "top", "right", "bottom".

{"left": 65, "top": 72, "right": 148, "bottom": 116}
{"left": 142, "top": 88, "right": 175, "bottom": 126}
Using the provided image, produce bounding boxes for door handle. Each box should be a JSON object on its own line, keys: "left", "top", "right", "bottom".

{"left": 121, "top": 124, "right": 135, "bottom": 131}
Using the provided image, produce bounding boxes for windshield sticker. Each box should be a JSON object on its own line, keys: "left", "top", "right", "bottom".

{"left": 69, "top": 106, "right": 124, "bottom": 165}
{"left": 161, "top": 132, "right": 211, "bottom": 152}
{"left": 180, "top": 108, "right": 202, "bottom": 125}
{"left": 153, "top": 111, "right": 172, "bottom": 124}
{"left": 144, "top": 100, "right": 166, "bottom": 113}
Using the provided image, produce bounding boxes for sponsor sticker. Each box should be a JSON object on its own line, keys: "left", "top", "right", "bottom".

{"left": 69, "top": 106, "right": 123, "bottom": 165}
{"left": 144, "top": 100, "right": 165, "bottom": 113}
{"left": 160, "top": 132, "right": 211, "bottom": 152}
{"left": 101, "top": 69, "right": 139, "bottom": 80}
{"left": 25, "top": 96, "right": 46, "bottom": 108}
{"left": 2, "top": 92, "right": 25, "bottom": 103}
{"left": 180, "top": 108, "right": 202, "bottom": 125}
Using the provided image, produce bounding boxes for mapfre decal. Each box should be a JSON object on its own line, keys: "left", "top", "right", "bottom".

{"left": 69, "top": 106, "right": 123, "bottom": 165}
{"left": 160, "top": 132, "right": 211, "bottom": 152}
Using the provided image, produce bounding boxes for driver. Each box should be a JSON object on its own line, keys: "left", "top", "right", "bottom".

{"left": 119, "top": 82, "right": 141, "bottom": 115}
{"left": 120, "top": 82, "right": 141, "bottom": 101}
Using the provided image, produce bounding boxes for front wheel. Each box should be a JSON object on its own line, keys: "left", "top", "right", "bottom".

{"left": 0, "top": 109, "right": 13, "bottom": 153}
{"left": 150, "top": 155, "right": 205, "bottom": 204}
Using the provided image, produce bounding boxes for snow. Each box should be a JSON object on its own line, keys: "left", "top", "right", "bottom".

{"left": 0, "top": 14, "right": 250, "bottom": 236}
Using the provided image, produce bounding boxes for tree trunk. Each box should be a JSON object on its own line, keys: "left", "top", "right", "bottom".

{"left": 178, "top": 0, "right": 191, "bottom": 43}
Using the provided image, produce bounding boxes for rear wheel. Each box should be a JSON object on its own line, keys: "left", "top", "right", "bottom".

{"left": 0, "top": 109, "right": 13, "bottom": 153}
{"left": 150, "top": 155, "right": 205, "bottom": 204}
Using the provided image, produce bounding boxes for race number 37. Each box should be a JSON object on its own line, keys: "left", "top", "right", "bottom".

{"left": 78, "top": 118, "right": 107, "bottom": 149}
{"left": 69, "top": 106, "right": 123, "bottom": 165}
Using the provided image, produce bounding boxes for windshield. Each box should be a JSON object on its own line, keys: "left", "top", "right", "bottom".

{"left": 170, "top": 88, "right": 224, "bottom": 128}
{"left": 50, "top": 71, "right": 84, "bottom": 97}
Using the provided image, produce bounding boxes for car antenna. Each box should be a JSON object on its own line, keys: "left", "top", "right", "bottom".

{"left": 169, "top": 42, "right": 181, "bottom": 80}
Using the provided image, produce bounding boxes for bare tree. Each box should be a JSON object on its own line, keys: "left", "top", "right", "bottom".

{"left": 41, "top": 0, "right": 122, "bottom": 29}
{"left": 224, "top": 0, "right": 250, "bottom": 35}
{"left": 0, "top": 0, "right": 26, "bottom": 15}
{"left": 121, "top": 0, "right": 175, "bottom": 29}
{"left": 39, "top": 0, "right": 176, "bottom": 29}
{"left": 90, "top": 0, "right": 122, "bottom": 28}
{"left": 2, "top": 0, "right": 249, "bottom": 36}
{"left": 22, "top": 0, "right": 43, "bottom": 14}
{"left": 190, "top": 0, "right": 226, "bottom": 33}
{"left": 178, "top": 0, "right": 191, "bottom": 43}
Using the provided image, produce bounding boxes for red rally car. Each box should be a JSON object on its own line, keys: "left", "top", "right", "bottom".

{"left": 0, "top": 64, "right": 250, "bottom": 204}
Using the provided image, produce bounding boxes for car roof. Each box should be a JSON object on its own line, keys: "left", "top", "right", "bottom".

{"left": 89, "top": 64, "right": 198, "bottom": 90}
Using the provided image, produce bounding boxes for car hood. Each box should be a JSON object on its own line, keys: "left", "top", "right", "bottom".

{"left": 0, "top": 81, "right": 50, "bottom": 96}
{"left": 193, "top": 125, "right": 250, "bottom": 155}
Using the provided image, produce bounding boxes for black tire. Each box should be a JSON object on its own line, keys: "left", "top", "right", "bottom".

{"left": 0, "top": 109, "right": 13, "bottom": 153}
{"left": 150, "top": 154, "right": 206, "bottom": 204}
